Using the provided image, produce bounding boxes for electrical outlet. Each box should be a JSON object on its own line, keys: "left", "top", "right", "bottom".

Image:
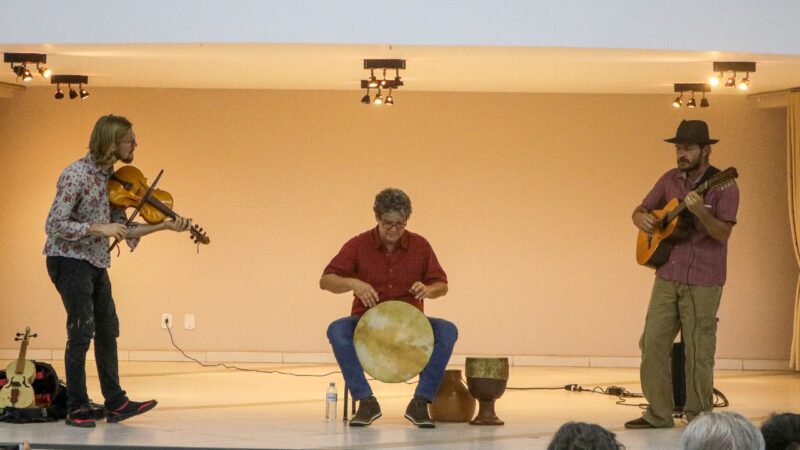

{"left": 184, "top": 313, "right": 196, "bottom": 330}
{"left": 161, "top": 313, "right": 173, "bottom": 329}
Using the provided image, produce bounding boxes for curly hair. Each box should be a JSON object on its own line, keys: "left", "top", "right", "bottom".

{"left": 88, "top": 114, "right": 133, "bottom": 166}
{"left": 548, "top": 422, "right": 623, "bottom": 450}
{"left": 762, "top": 413, "right": 800, "bottom": 450}
{"left": 373, "top": 188, "right": 412, "bottom": 219}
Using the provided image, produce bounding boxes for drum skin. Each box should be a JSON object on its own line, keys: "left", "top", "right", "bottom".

{"left": 354, "top": 300, "right": 434, "bottom": 383}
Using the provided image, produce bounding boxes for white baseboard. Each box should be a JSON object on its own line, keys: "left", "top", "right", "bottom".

{"left": 0, "top": 349, "right": 792, "bottom": 371}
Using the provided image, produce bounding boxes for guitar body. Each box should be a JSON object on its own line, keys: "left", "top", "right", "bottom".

{"left": 0, "top": 359, "right": 36, "bottom": 408}
{"left": 636, "top": 198, "right": 691, "bottom": 268}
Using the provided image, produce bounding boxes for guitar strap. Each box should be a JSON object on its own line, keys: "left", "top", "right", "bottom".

{"left": 693, "top": 165, "right": 721, "bottom": 189}
{"left": 683, "top": 165, "right": 722, "bottom": 225}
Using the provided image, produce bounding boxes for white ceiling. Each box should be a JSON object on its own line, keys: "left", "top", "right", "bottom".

{"left": 2, "top": 43, "right": 800, "bottom": 95}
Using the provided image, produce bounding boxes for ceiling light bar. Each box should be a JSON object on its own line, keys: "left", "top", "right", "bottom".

{"left": 5, "top": 52, "right": 50, "bottom": 82}
{"left": 363, "top": 59, "right": 406, "bottom": 70}
{"left": 672, "top": 83, "right": 711, "bottom": 109}
{"left": 710, "top": 61, "right": 756, "bottom": 90}
{"left": 51, "top": 75, "right": 90, "bottom": 100}
{"left": 50, "top": 75, "right": 88, "bottom": 84}
{"left": 360, "top": 59, "right": 405, "bottom": 105}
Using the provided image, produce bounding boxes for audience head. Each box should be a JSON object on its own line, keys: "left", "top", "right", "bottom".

{"left": 548, "top": 421, "right": 623, "bottom": 450}
{"left": 761, "top": 412, "right": 800, "bottom": 450}
{"left": 682, "top": 411, "right": 764, "bottom": 450}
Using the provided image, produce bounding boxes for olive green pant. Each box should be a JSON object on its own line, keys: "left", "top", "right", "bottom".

{"left": 639, "top": 277, "right": 722, "bottom": 428}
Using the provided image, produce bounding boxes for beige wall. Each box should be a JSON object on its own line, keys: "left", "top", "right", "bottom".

{"left": 0, "top": 87, "right": 794, "bottom": 360}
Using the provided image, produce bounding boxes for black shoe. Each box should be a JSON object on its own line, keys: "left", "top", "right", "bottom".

{"left": 349, "top": 396, "right": 382, "bottom": 427}
{"left": 624, "top": 417, "right": 655, "bottom": 429}
{"left": 106, "top": 399, "right": 158, "bottom": 423}
{"left": 404, "top": 396, "right": 435, "bottom": 428}
{"left": 65, "top": 405, "right": 97, "bottom": 428}
{"left": 88, "top": 401, "right": 106, "bottom": 420}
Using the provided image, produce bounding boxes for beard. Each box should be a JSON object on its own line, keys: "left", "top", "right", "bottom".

{"left": 678, "top": 157, "right": 701, "bottom": 172}
{"left": 115, "top": 149, "right": 134, "bottom": 164}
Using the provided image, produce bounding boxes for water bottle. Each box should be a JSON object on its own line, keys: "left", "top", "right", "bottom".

{"left": 325, "top": 382, "right": 338, "bottom": 421}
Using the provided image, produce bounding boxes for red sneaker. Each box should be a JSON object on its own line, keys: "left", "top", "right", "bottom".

{"left": 65, "top": 405, "right": 97, "bottom": 428}
{"left": 106, "top": 399, "right": 158, "bottom": 423}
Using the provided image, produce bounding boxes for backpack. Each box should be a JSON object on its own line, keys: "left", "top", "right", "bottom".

{"left": 0, "top": 360, "right": 67, "bottom": 423}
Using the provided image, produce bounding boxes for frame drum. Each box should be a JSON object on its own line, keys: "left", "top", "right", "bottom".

{"left": 353, "top": 300, "right": 434, "bottom": 383}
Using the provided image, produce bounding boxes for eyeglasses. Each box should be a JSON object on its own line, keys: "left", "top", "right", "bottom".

{"left": 380, "top": 220, "right": 407, "bottom": 231}
{"left": 120, "top": 137, "right": 137, "bottom": 146}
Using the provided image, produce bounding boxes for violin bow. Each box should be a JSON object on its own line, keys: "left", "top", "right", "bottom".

{"left": 108, "top": 169, "right": 164, "bottom": 254}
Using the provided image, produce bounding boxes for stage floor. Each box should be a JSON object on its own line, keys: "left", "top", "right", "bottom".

{"left": 1, "top": 361, "right": 798, "bottom": 449}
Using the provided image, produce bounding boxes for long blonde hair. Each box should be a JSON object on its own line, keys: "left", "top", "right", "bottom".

{"left": 88, "top": 114, "right": 133, "bottom": 166}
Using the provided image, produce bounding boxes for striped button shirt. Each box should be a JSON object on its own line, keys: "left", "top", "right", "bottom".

{"left": 642, "top": 166, "right": 739, "bottom": 286}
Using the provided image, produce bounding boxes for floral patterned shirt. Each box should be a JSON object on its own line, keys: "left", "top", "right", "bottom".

{"left": 44, "top": 155, "right": 139, "bottom": 268}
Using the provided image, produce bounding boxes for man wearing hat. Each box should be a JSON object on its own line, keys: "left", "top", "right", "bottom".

{"left": 625, "top": 120, "right": 739, "bottom": 429}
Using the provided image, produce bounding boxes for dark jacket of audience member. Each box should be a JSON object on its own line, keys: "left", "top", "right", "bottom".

{"left": 762, "top": 413, "right": 800, "bottom": 450}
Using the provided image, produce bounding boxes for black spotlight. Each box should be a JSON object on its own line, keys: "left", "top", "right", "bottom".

{"left": 68, "top": 84, "right": 77, "bottom": 99}
{"left": 687, "top": 97, "right": 696, "bottom": 108}
{"left": 79, "top": 84, "right": 89, "bottom": 99}
{"left": 54, "top": 84, "right": 64, "bottom": 99}
{"left": 12, "top": 65, "right": 26, "bottom": 78}
{"left": 700, "top": 97, "right": 710, "bottom": 108}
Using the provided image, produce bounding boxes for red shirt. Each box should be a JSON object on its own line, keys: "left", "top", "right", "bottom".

{"left": 323, "top": 227, "right": 448, "bottom": 316}
{"left": 642, "top": 167, "right": 739, "bottom": 286}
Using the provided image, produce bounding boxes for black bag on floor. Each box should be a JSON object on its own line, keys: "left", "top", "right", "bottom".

{"left": 0, "top": 360, "right": 67, "bottom": 423}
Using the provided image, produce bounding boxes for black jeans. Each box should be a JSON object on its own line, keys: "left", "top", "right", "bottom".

{"left": 46, "top": 256, "right": 127, "bottom": 411}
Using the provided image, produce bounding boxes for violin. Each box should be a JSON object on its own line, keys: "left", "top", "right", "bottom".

{"left": 108, "top": 165, "right": 210, "bottom": 247}
{"left": 0, "top": 327, "right": 37, "bottom": 408}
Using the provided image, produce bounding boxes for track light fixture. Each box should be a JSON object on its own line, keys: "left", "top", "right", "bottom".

{"left": 4, "top": 53, "right": 50, "bottom": 82}
{"left": 672, "top": 83, "right": 711, "bottom": 109}
{"left": 51, "top": 75, "right": 89, "bottom": 101}
{"left": 710, "top": 62, "right": 756, "bottom": 91}
{"left": 360, "top": 59, "right": 405, "bottom": 105}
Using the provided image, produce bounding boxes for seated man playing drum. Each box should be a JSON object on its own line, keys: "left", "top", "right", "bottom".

{"left": 320, "top": 188, "right": 458, "bottom": 428}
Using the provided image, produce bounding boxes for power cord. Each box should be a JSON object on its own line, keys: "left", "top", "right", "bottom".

{"left": 163, "top": 317, "right": 339, "bottom": 378}
{"left": 163, "top": 318, "right": 419, "bottom": 384}
{"left": 163, "top": 321, "right": 731, "bottom": 401}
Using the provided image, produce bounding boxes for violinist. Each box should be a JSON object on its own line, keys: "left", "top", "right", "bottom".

{"left": 43, "top": 114, "right": 190, "bottom": 427}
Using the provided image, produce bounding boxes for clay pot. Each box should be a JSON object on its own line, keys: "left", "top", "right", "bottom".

{"left": 429, "top": 369, "right": 476, "bottom": 422}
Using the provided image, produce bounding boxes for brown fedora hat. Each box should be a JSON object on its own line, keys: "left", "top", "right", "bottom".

{"left": 664, "top": 120, "right": 719, "bottom": 145}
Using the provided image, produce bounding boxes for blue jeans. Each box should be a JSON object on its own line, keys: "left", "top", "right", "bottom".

{"left": 327, "top": 315, "right": 458, "bottom": 402}
{"left": 46, "top": 256, "right": 128, "bottom": 411}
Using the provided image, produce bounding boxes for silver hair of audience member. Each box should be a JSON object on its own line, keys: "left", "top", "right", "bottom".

{"left": 681, "top": 411, "right": 765, "bottom": 450}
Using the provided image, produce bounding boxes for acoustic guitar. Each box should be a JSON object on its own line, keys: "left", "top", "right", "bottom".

{"left": 636, "top": 167, "right": 738, "bottom": 268}
{"left": 0, "top": 327, "right": 37, "bottom": 408}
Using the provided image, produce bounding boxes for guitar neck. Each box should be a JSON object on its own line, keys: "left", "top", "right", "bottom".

{"left": 15, "top": 340, "right": 28, "bottom": 375}
{"left": 664, "top": 182, "right": 711, "bottom": 223}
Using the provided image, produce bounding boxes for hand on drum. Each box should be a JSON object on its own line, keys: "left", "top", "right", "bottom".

{"left": 409, "top": 281, "right": 430, "bottom": 300}
{"left": 352, "top": 279, "right": 380, "bottom": 308}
